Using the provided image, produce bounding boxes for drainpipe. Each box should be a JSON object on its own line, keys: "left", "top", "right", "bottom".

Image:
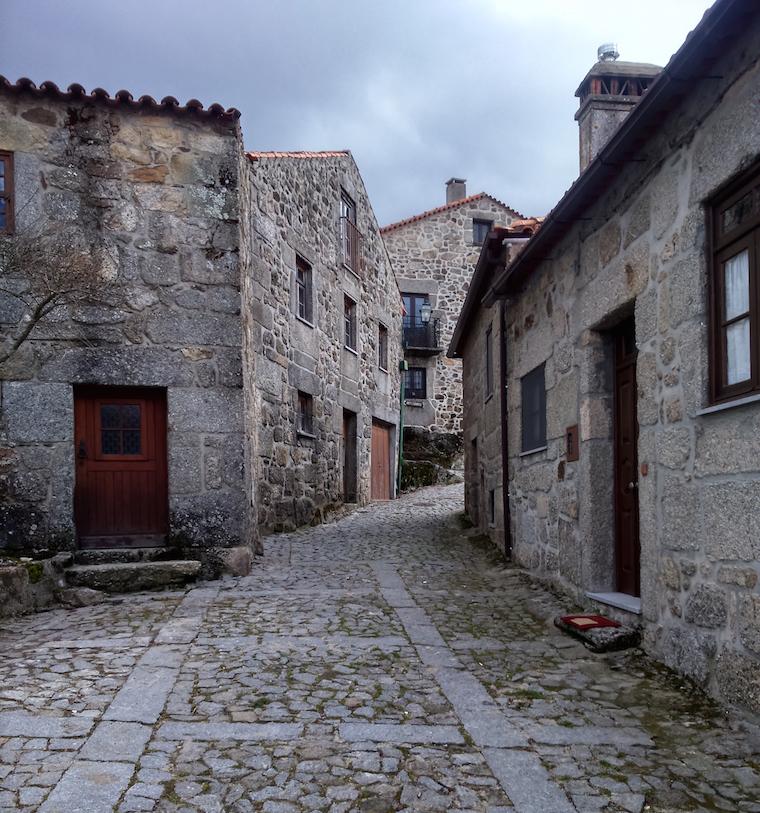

{"left": 397, "top": 359, "right": 408, "bottom": 494}
{"left": 499, "top": 296, "right": 513, "bottom": 559}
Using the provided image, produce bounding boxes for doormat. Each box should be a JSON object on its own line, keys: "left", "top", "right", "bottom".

{"left": 554, "top": 614, "right": 640, "bottom": 653}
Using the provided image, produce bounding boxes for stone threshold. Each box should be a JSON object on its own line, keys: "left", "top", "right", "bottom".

{"left": 585, "top": 591, "right": 641, "bottom": 615}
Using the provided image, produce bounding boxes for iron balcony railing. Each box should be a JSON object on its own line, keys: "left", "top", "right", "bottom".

{"left": 340, "top": 216, "right": 363, "bottom": 275}
{"left": 402, "top": 317, "right": 441, "bottom": 351}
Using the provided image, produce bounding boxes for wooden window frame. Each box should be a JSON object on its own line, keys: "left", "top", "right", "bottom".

{"left": 708, "top": 162, "right": 760, "bottom": 404}
{"left": 94, "top": 398, "right": 150, "bottom": 462}
{"left": 404, "top": 366, "right": 427, "bottom": 400}
{"left": 297, "top": 391, "right": 314, "bottom": 436}
{"left": 0, "top": 151, "right": 15, "bottom": 235}
{"left": 378, "top": 322, "right": 389, "bottom": 371}
{"left": 521, "top": 363, "right": 547, "bottom": 453}
{"left": 295, "top": 255, "right": 313, "bottom": 325}
{"left": 485, "top": 324, "right": 494, "bottom": 399}
{"left": 344, "top": 294, "right": 358, "bottom": 352}
{"left": 473, "top": 218, "right": 492, "bottom": 246}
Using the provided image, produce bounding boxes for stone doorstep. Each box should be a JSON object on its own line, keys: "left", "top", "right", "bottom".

{"left": 65, "top": 560, "right": 201, "bottom": 594}
{"left": 554, "top": 615, "right": 641, "bottom": 654}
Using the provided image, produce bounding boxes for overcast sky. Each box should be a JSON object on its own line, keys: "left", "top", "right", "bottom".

{"left": 3, "top": 0, "right": 713, "bottom": 224}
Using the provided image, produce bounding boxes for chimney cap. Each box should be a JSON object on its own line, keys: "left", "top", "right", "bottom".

{"left": 598, "top": 43, "right": 620, "bottom": 62}
{"left": 446, "top": 177, "right": 467, "bottom": 185}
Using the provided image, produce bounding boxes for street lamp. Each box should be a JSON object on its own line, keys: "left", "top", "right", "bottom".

{"left": 419, "top": 299, "right": 432, "bottom": 325}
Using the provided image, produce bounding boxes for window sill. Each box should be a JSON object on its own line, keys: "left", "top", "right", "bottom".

{"left": 343, "top": 263, "right": 361, "bottom": 279}
{"left": 485, "top": 392, "right": 494, "bottom": 404}
{"left": 296, "top": 430, "right": 316, "bottom": 440}
{"left": 519, "top": 445, "right": 547, "bottom": 458}
{"left": 404, "top": 399, "right": 425, "bottom": 407}
{"left": 344, "top": 345, "right": 358, "bottom": 356}
{"left": 697, "top": 391, "right": 760, "bottom": 416}
{"left": 585, "top": 591, "right": 642, "bottom": 616}
{"left": 378, "top": 366, "right": 388, "bottom": 374}
{"left": 295, "top": 315, "right": 314, "bottom": 329}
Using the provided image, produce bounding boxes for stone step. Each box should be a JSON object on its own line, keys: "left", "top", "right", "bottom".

{"left": 73, "top": 547, "right": 174, "bottom": 566}
{"left": 65, "top": 561, "right": 201, "bottom": 594}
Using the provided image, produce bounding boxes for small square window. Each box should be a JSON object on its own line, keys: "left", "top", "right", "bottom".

{"left": 378, "top": 323, "right": 389, "bottom": 370}
{"left": 521, "top": 363, "right": 546, "bottom": 453}
{"left": 297, "top": 391, "right": 314, "bottom": 436}
{"left": 295, "top": 256, "right": 313, "bottom": 324}
{"left": 473, "top": 218, "right": 492, "bottom": 245}
{"left": 404, "top": 367, "right": 427, "bottom": 399}
{"left": 344, "top": 294, "right": 357, "bottom": 351}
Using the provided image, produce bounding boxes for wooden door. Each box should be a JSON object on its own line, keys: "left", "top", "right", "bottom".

{"left": 343, "top": 410, "right": 358, "bottom": 503}
{"left": 371, "top": 420, "right": 392, "bottom": 501}
{"left": 613, "top": 320, "right": 641, "bottom": 596}
{"left": 74, "top": 386, "right": 168, "bottom": 548}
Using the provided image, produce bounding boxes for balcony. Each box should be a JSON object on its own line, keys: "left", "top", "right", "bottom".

{"left": 402, "top": 317, "right": 441, "bottom": 355}
{"left": 340, "top": 216, "right": 363, "bottom": 275}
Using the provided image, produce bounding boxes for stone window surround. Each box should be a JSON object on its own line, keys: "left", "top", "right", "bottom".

{"left": 473, "top": 217, "right": 493, "bottom": 246}
{"left": 296, "top": 390, "right": 315, "bottom": 438}
{"left": 378, "top": 322, "right": 389, "bottom": 372}
{"left": 295, "top": 254, "right": 314, "bottom": 326}
{"left": 343, "top": 293, "right": 358, "bottom": 353}
{"left": 520, "top": 363, "right": 546, "bottom": 454}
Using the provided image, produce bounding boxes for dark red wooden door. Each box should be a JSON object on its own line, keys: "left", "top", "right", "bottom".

{"left": 74, "top": 387, "right": 168, "bottom": 548}
{"left": 613, "top": 321, "right": 641, "bottom": 596}
{"left": 371, "top": 420, "right": 392, "bottom": 501}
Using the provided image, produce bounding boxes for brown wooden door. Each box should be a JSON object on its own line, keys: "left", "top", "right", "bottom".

{"left": 74, "top": 386, "right": 168, "bottom": 548}
{"left": 371, "top": 420, "right": 392, "bottom": 501}
{"left": 613, "top": 321, "right": 641, "bottom": 596}
{"left": 343, "top": 410, "right": 358, "bottom": 503}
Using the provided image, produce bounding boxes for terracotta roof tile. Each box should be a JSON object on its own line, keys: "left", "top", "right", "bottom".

{"left": 381, "top": 193, "right": 524, "bottom": 234}
{"left": 0, "top": 76, "right": 241, "bottom": 122}
{"left": 246, "top": 150, "right": 350, "bottom": 160}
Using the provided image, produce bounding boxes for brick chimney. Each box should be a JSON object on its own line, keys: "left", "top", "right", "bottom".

{"left": 446, "top": 178, "right": 467, "bottom": 204}
{"left": 575, "top": 45, "right": 661, "bottom": 172}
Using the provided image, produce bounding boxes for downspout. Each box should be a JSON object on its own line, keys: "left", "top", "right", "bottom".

{"left": 397, "top": 358, "right": 408, "bottom": 494}
{"left": 499, "top": 297, "right": 512, "bottom": 559}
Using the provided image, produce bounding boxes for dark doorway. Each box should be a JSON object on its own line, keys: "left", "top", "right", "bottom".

{"left": 613, "top": 319, "right": 640, "bottom": 596}
{"left": 342, "top": 409, "right": 358, "bottom": 503}
{"left": 74, "top": 386, "right": 168, "bottom": 548}
{"left": 371, "top": 419, "right": 392, "bottom": 501}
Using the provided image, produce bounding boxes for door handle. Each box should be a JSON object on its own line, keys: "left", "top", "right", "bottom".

{"left": 78, "top": 440, "right": 87, "bottom": 460}
{"left": 625, "top": 481, "right": 638, "bottom": 492}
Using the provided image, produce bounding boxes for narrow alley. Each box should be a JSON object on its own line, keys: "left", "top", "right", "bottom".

{"left": 1, "top": 485, "right": 759, "bottom": 813}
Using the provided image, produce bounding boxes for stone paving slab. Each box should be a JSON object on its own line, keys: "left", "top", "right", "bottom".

{"left": 103, "top": 666, "right": 177, "bottom": 725}
{"left": 483, "top": 748, "right": 576, "bottom": 813}
{"left": 79, "top": 721, "right": 152, "bottom": 762}
{"left": 38, "top": 760, "right": 135, "bottom": 813}
{"left": 0, "top": 711, "right": 94, "bottom": 738}
{"left": 339, "top": 722, "right": 465, "bottom": 744}
{"left": 158, "top": 721, "right": 303, "bottom": 741}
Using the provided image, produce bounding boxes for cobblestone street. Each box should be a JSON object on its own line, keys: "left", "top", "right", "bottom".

{"left": 1, "top": 484, "right": 759, "bottom": 813}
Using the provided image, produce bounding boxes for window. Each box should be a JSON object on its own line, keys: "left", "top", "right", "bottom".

{"left": 340, "top": 190, "right": 359, "bottom": 272}
{"left": 344, "top": 294, "right": 357, "bottom": 351}
{"left": 297, "top": 391, "right": 314, "bottom": 435}
{"left": 473, "top": 218, "right": 492, "bottom": 245}
{"left": 404, "top": 367, "right": 427, "bottom": 399}
{"left": 485, "top": 324, "right": 494, "bottom": 399}
{"left": 710, "top": 163, "right": 760, "bottom": 403}
{"left": 100, "top": 404, "right": 141, "bottom": 456}
{"left": 295, "top": 255, "right": 313, "bottom": 324}
{"left": 0, "top": 152, "right": 14, "bottom": 234}
{"left": 378, "top": 323, "right": 389, "bottom": 371}
{"left": 488, "top": 489, "right": 496, "bottom": 526}
{"left": 521, "top": 363, "right": 546, "bottom": 452}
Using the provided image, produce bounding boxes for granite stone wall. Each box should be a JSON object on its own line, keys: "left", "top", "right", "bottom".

{"left": 245, "top": 153, "right": 402, "bottom": 533}
{"left": 383, "top": 197, "right": 516, "bottom": 436}
{"left": 502, "top": 23, "right": 760, "bottom": 713}
{"left": 0, "top": 90, "right": 253, "bottom": 568}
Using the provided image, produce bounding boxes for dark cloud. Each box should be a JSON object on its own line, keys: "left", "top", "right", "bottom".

{"left": 2, "top": 0, "right": 712, "bottom": 223}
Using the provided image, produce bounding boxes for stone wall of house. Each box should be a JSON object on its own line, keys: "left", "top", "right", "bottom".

{"left": 503, "top": 23, "right": 760, "bottom": 713}
{"left": 383, "top": 197, "right": 516, "bottom": 435}
{"left": 460, "top": 300, "right": 505, "bottom": 549}
{"left": 245, "top": 153, "right": 402, "bottom": 533}
{"left": 0, "top": 89, "right": 254, "bottom": 570}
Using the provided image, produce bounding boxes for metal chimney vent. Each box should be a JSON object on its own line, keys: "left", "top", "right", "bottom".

{"left": 598, "top": 43, "right": 620, "bottom": 62}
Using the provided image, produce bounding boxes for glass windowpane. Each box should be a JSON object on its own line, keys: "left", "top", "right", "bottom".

{"left": 724, "top": 250, "right": 750, "bottom": 321}
{"left": 122, "top": 405, "right": 140, "bottom": 428}
{"left": 726, "top": 318, "right": 751, "bottom": 385}
{"left": 101, "top": 405, "right": 121, "bottom": 428}
{"left": 101, "top": 430, "right": 121, "bottom": 454}
{"left": 122, "top": 430, "right": 141, "bottom": 454}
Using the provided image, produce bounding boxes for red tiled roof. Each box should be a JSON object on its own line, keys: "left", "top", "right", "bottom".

{"left": 0, "top": 76, "right": 241, "bottom": 122}
{"left": 381, "top": 192, "right": 524, "bottom": 234}
{"left": 247, "top": 150, "right": 350, "bottom": 161}
{"left": 505, "top": 216, "right": 544, "bottom": 236}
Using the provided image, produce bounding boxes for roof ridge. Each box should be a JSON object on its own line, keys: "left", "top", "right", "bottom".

{"left": 247, "top": 150, "right": 350, "bottom": 160}
{"left": 0, "top": 76, "right": 240, "bottom": 122}
{"left": 381, "top": 192, "right": 524, "bottom": 234}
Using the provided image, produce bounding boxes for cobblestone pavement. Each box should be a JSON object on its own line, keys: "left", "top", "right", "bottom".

{"left": 2, "top": 484, "right": 760, "bottom": 813}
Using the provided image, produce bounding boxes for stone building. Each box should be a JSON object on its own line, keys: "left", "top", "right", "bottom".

{"left": 451, "top": 0, "right": 760, "bottom": 715}
{"left": 0, "top": 80, "right": 401, "bottom": 578}
{"left": 244, "top": 151, "right": 402, "bottom": 533}
{"left": 382, "top": 180, "right": 520, "bottom": 441}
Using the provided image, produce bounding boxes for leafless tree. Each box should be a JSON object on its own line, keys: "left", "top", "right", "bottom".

{"left": 0, "top": 224, "right": 113, "bottom": 366}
